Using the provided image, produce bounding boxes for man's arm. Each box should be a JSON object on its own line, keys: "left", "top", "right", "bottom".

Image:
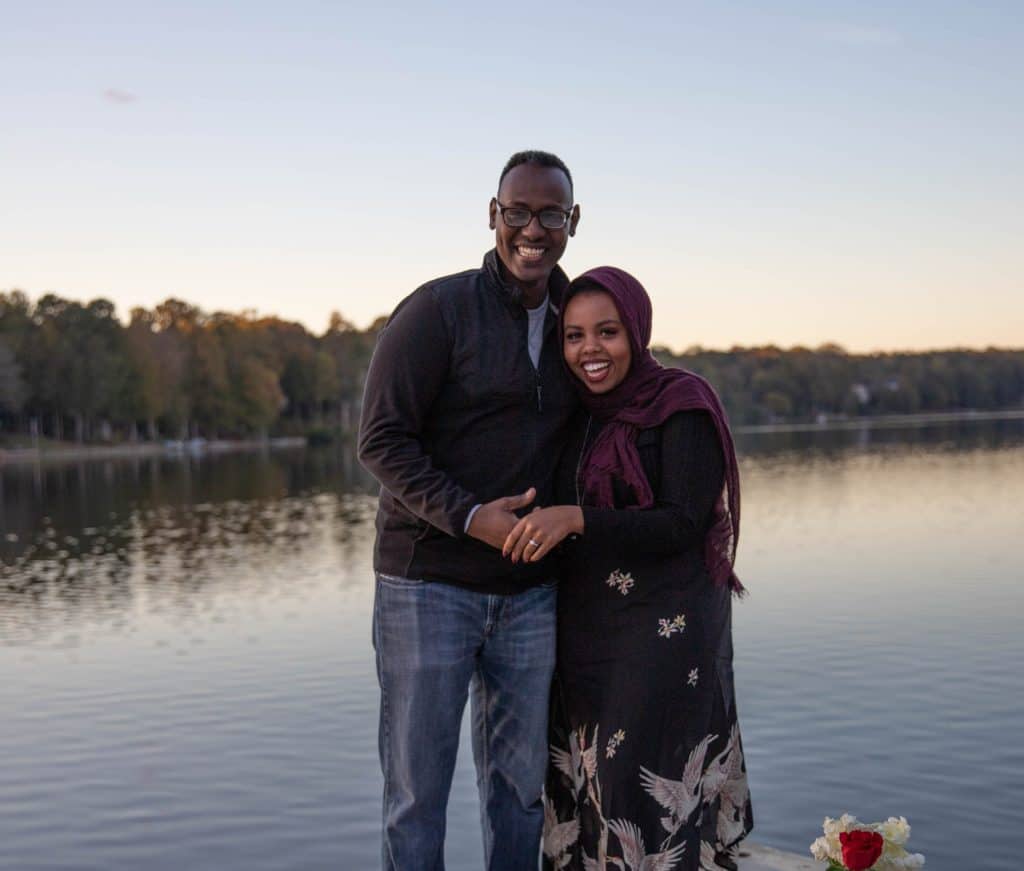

{"left": 357, "top": 286, "right": 477, "bottom": 537}
{"left": 357, "top": 286, "right": 534, "bottom": 544}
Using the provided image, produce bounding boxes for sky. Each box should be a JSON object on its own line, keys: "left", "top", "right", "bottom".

{"left": 1, "top": 1, "right": 1021, "bottom": 352}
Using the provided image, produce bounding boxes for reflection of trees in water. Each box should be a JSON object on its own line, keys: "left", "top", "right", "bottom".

{"left": 0, "top": 446, "right": 376, "bottom": 552}
{"left": 0, "top": 518, "right": 137, "bottom": 643}
{"left": 131, "top": 493, "right": 375, "bottom": 618}
{"left": 0, "top": 487, "right": 377, "bottom": 645}
{"left": 734, "top": 416, "right": 1024, "bottom": 462}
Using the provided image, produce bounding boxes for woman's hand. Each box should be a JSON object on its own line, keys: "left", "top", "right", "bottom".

{"left": 502, "top": 506, "right": 584, "bottom": 563}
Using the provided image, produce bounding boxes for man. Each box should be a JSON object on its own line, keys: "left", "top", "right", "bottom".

{"left": 358, "top": 150, "right": 581, "bottom": 870}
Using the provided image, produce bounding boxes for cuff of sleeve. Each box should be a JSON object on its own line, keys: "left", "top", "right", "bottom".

{"left": 463, "top": 503, "right": 483, "bottom": 536}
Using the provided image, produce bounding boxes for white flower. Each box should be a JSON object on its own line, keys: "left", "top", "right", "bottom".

{"left": 657, "top": 614, "right": 687, "bottom": 638}
{"left": 605, "top": 729, "right": 626, "bottom": 759}
{"left": 605, "top": 569, "right": 635, "bottom": 595}
{"left": 687, "top": 668, "right": 699, "bottom": 687}
{"left": 876, "top": 850, "right": 926, "bottom": 870}
{"left": 809, "top": 837, "right": 833, "bottom": 862}
{"left": 879, "top": 816, "right": 911, "bottom": 846}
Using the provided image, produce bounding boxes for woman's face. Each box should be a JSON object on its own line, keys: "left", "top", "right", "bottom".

{"left": 563, "top": 290, "right": 632, "bottom": 394}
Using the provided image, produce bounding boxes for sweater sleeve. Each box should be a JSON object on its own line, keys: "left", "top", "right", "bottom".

{"left": 357, "top": 286, "right": 478, "bottom": 538}
{"left": 580, "top": 411, "right": 725, "bottom": 556}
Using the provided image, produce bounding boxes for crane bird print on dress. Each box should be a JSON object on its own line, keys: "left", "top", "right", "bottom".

{"left": 699, "top": 724, "right": 746, "bottom": 807}
{"left": 550, "top": 739, "right": 584, "bottom": 796}
{"left": 700, "top": 724, "right": 750, "bottom": 847}
{"left": 639, "top": 732, "right": 717, "bottom": 840}
{"left": 606, "top": 818, "right": 688, "bottom": 871}
{"left": 544, "top": 721, "right": 750, "bottom": 870}
{"left": 543, "top": 796, "right": 580, "bottom": 870}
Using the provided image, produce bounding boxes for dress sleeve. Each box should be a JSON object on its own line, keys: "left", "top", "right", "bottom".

{"left": 580, "top": 410, "right": 725, "bottom": 556}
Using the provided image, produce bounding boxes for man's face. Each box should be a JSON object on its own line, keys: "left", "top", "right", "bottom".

{"left": 489, "top": 164, "right": 579, "bottom": 292}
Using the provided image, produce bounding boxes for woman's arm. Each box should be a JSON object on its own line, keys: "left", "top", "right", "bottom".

{"left": 504, "top": 411, "right": 725, "bottom": 562}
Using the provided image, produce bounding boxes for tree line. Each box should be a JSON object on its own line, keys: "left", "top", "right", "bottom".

{"left": 1, "top": 290, "right": 1022, "bottom": 443}
{"left": 654, "top": 342, "right": 1024, "bottom": 425}
{"left": 0, "top": 291, "right": 381, "bottom": 443}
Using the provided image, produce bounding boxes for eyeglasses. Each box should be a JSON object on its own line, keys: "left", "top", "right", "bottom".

{"left": 495, "top": 200, "right": 574, "bottom": 230}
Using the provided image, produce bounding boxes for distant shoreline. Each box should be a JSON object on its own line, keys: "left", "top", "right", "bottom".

{"left": 2, "top": 409, "right": 1022, "bottom": 467}
{"left": 0, "top": 436, "right": 307, "bottom": 466}
{"left": 734, "top": 407, "right": 1024, "bottom": 435}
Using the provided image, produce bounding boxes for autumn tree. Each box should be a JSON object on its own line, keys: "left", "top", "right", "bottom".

{"left": 0, "top": 337, "right": 25, "bottom": 416}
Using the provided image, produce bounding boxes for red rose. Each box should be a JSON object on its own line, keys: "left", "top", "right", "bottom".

{"left": 840, "top": 830, "right": 884, "bottom": 871}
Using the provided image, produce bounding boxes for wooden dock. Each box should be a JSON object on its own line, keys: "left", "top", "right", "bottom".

{"left": 738, "top": 843, "right": 818, "bottom": 870}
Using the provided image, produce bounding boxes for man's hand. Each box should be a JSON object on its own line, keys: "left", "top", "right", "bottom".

{"left": 466, "top": 488, "right": 536, "bottom": 550}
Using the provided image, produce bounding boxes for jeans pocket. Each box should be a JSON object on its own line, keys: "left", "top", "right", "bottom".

{"left": 376, "top": 572, "right": 425, "bottom": 589}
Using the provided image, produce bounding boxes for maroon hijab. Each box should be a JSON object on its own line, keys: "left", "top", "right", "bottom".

{"left": 562, "top": 266, "right": 744, "bottom": 593}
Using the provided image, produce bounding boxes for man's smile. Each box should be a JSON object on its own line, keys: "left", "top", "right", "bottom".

{"left": 515, "top": 244, "right": 547, "bottom": 262}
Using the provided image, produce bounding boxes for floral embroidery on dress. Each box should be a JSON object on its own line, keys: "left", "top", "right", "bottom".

{"left": 657, "top": 614, "right": 686, "bottom": 638}
{"left": 687, "top": 668, "right": 699, "bottom": 687}
{"left": 605, "top": 728, "right": 626, "bottom": 759}
{"left": 605, "top": 569, "right": 635, "bottom": 595}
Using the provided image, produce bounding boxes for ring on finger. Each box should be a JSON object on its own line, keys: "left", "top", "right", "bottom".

{"left": 527, "top": 538, "right": 540, "bottom": 548}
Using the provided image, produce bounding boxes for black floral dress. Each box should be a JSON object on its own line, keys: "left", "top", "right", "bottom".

{"left": 543, "top": 410, "right": 753, "bottom": 871}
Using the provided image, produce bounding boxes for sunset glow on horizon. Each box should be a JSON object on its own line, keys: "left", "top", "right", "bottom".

{"left": 2, "top": 2, "right": 1021, "bottom": 353}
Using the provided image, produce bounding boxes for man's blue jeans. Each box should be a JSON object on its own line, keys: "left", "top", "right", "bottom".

{"left": 372, "top": 573, "right": 557, "bottom": 871}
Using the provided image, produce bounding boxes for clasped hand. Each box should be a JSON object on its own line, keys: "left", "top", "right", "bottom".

{"left": 466, "top": 488, "right": 583, "bottom": 563}
{"left": 502, "top": 505, "right": 583, "bottom": 564}
{"left": 465, "top": 487, "right": 537, "bottom": 550}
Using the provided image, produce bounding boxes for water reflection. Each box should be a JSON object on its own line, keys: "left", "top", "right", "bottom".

{"left": 0, "top": 449, "right": 379, "bottom": 647}
{"left": 733, "top": 414, "right": 1024, "bottom": 458}
{"left": 0, "top": 446, "right": 376, "bottom": 542}
{"left": 2, "top": 420, "right": 1021, "bottom": 654}
{"left": 0, "top": 419, "right": 1021, "bottom": 870}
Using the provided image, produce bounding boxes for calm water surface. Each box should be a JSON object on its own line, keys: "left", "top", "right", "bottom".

{"left": 1, "top": 420, "right": 1022, "bottom": 870}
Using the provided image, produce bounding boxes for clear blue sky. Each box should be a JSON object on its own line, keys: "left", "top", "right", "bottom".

{"left": 2, "top": 1, "right": 1021, "bottom": 351}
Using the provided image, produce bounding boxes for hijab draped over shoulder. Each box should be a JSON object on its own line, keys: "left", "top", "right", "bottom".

{"left": 562, "top": 266, "right": 744, "bottom": 593}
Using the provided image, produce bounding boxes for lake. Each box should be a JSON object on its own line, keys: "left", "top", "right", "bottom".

{"left": 1, "top": 418, "right": 1022, "bottom": 870}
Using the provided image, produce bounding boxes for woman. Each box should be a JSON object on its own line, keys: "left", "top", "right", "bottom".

{"left": 502, "top": 267, "right": 752, "bottom": 870}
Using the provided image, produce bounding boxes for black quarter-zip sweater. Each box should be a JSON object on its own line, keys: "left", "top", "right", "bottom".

{"left": 357, "top": 249, "right": 579, "bottom": 594}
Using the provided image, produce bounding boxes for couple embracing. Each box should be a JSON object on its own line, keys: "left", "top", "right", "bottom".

{"left": 358, "top": 151, "right": 752, "bottom": 871}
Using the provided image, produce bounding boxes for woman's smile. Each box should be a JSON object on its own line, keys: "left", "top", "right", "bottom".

{"left": 581, "top": 359, "right": 611, "bottom": 383}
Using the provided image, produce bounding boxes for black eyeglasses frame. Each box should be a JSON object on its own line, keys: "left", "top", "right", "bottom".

{"left": 494, "top": 200, "right": 575, "bottom": 230}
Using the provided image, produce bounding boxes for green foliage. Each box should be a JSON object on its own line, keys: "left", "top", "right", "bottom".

{"left": 0, "top": 289, "right": 1020, "bottom": 442}
{"left": 0, "top": 336, "right": 25, "bottom": 412}
{"left": 653, "top": 344, "right": 1024, "bottom": 425}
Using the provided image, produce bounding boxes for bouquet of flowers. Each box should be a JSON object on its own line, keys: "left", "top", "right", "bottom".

{"left": 809, "top": 814, "right": 925, "bottom": 870}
